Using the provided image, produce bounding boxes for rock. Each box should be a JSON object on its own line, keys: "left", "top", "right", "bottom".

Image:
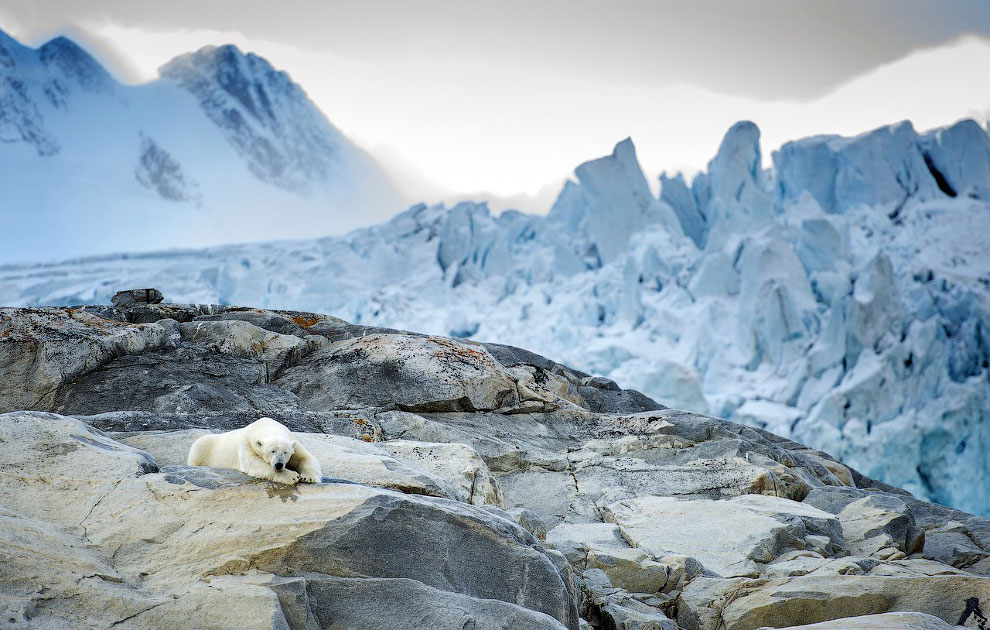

{"left": 0, "top": 411, "right": 157, "bottom": 525}
{"left": 922, "top": 521, "right": 990, "bottom": 571}
{"left": 53, "top": 344, "right": 303, "bottom": 417}
{"left": 191, "top": 309, "right": 316, "bottom": 337}
{"left": 0, "top": 412, "right": 580, "bottom": 629}
{"left": 602, "top": 495, "right": 838, "bottom": 578}
{"left": 380, "top": 439, "right": 505, "bottom": 506}
{"left": 596, "top": 597, "right": 678, "bottom": 630}
{"left": 547, "top": 522, "right": 671, "bottom": 594}
{"left": 2, "top": 304, "right": 990, "bottom": 629}
{"left": 712, "top": 575, "right": 990, "bottom": 630}
{"left": 111, "top": 288, "right": 164, "bottom": 308}
{"left": 277, "top": 333, "right": 521, "bottom": 412}
{"left": 837, "top": 495, "right": 926, "bottom": 557}
{"left": 0, "top": 505, "right": 167, "bottom": 629}
{"left": 303, "top": 576, "right": 570, "bottom": 630}
{"left": 506, "top": 507, "right": 549, "bottom": 541}
{"left": 0, "top": 308, "right": 173, "bottom": 412}
{"left": 755, "top": 612, "right": 956, "bottom": 629}
{"left": 114, "top": 428, "right": 502, "bottom": 505}
{"left": 178, "top": 319, "right": 323, "bottom": 371}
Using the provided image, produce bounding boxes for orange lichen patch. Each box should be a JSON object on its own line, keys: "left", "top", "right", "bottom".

{"left": 291, "top": 315, "right": 321, "bottom": 328}
{"left": 427, "top": 336, "right": 492, "bottom": 370}
{"left": 252, "top": 338, "right": 272, "bottom": 353}
{"left": 360, "top": 435, "right": 374, "bottom": 443}
{"left": 352, "top": 418, "right": 367, "bottom": 425}
{"left": 428, "top": 336, "right": 487, "bottom": 359}
{"left": 66, "top": 308, "right": 131, "bottom": 330}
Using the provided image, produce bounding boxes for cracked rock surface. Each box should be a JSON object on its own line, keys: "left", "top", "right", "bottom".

{"left": 1, "top": 300, "right": 989, "bottom": 629}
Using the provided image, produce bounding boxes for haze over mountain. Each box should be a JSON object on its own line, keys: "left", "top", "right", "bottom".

{"left": 0, "top": 29, "right": 404, "bottom": 264}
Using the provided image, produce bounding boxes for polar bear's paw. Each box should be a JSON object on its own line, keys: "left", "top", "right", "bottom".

{"left": 297, "top": 472, "right": 321, "bottom": 484}
{"left": 272, "top": 469, "right": 300, "bottom": 485}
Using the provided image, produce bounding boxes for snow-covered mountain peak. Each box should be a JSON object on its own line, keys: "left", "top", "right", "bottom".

{"left": 36, "top": 34, "right": 115, "bottom": 94}
{"left": 158, "top": 41, "right": 373, "bottom": 194}
{"left": 0, "top": 29, "right": 405, "bottom": 263}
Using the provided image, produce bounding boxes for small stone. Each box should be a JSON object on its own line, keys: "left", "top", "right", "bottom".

{"left": 111, "top": 288, "right": 164, "bottom": 308}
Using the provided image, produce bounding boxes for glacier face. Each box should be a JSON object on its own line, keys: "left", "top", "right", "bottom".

{"left": 0, "top": 29, "right": 402, "bottom": 264}
{"left": 2, "top": 115, "right": 989, "bottom": 516}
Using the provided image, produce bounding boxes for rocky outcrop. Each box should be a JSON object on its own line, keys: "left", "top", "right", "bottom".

{"left": 1, "top": 295, "right": 988, "bottom": 629}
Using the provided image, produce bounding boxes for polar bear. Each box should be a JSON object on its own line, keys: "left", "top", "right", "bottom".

{"left": 187, "top": 417, "right": 322, "bottom": 485}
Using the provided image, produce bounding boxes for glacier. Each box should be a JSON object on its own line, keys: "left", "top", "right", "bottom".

{"left": 0, "top": 29, "right": 403, "bottom": 264}
{"left": 2, "top": 116, "right": 987, "bottom": 516}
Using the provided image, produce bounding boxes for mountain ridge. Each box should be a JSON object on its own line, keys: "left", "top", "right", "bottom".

{"left": 0, "top": 28, "right": 404, "bottom": 263}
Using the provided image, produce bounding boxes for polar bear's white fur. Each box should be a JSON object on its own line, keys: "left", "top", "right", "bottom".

{"left": 187, "top": 417, "right": 322, "bottom": 485}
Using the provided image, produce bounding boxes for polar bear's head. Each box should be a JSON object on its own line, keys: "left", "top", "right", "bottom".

{"left": 252, "top": 435, "right": 296, "bottom": 472}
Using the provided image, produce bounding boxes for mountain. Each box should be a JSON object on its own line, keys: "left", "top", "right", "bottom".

{"left": 3, "top": 117, "right": 987, "bottom": 519}
{"left": 0, "top": 29, "right": 403, "bottom": 263}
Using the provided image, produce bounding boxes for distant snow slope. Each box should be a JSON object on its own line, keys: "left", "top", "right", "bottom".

{"left": 2, "top": 80, "right": 988, "bottom": 514}
{"left": 0, "top": 29, "right": 403, "bottom": 264}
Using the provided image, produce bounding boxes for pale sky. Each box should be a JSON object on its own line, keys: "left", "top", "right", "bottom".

{"left": 2, "top": 1, "right": 990, "bottom": 211}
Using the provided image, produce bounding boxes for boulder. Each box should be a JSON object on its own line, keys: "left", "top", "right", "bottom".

{"left": 0, "top": 308, "right": 173, "bottom": 412}
{"left": 0, "top": 411, "right": 157, "bottom": 525}
{"left": 837, "top": 495, "right": 926, "bottom": 557}
{"left": 303, "top": 576, "right": 569, "bottom": 630}
{"left": 111, "top": 288, "right": 164, "bottom": 308}
{"left": 380, "top": 439, "right": 505, "bottom": 506}
{"left": 276, "top": 333, "right": 520, "bottom": 412}
{"left": 547, "top": 522, "right": 671, "bottom": 594}
{"left": 178, "top": 319, "right": 323, "bottom": 371}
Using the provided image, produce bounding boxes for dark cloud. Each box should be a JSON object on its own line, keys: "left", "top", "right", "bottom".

{"left": 3, "top": 0, "right": 989, "bottom": 99}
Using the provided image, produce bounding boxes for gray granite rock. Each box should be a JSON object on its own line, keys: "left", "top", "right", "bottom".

{"left": 111, "top": 288, "right": 164, "bottom": 308}
{"left": 2, "top": 303, "right": 990, "bottom": 629}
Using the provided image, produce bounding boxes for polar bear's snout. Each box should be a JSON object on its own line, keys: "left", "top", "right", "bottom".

{"left": 266, "top": 440, "right": 295, "bottom": 472}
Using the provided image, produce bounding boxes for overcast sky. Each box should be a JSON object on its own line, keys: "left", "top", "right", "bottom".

{"left": 2, "top": 1, "right": 989, "bottom": 210}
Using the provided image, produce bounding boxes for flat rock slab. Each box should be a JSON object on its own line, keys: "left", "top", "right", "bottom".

{"left": 114, "top": 429, "right": 503, "bottom": 506}
{"left": 603, "top": 495, "right": 832, "bottom": 578}
{"left": 0, "top": 410, "right": 158, "bottom": 525}
{"left": 304, "top": 576, "right": 569, "bottom": 630}
{"left": 679, "top": 574, "right": 990, "bottom": 630}
{"left": 756, "top": 611, "right": 956, "bottom": 629}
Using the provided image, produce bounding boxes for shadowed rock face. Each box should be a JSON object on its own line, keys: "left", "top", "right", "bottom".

{"left": 1, "top": 297, "right": 989, "bottom": 629}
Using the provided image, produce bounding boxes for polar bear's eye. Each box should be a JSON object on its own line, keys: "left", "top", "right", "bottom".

{"left": 256, "top": 441, "right": 262, "bottom": 447}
